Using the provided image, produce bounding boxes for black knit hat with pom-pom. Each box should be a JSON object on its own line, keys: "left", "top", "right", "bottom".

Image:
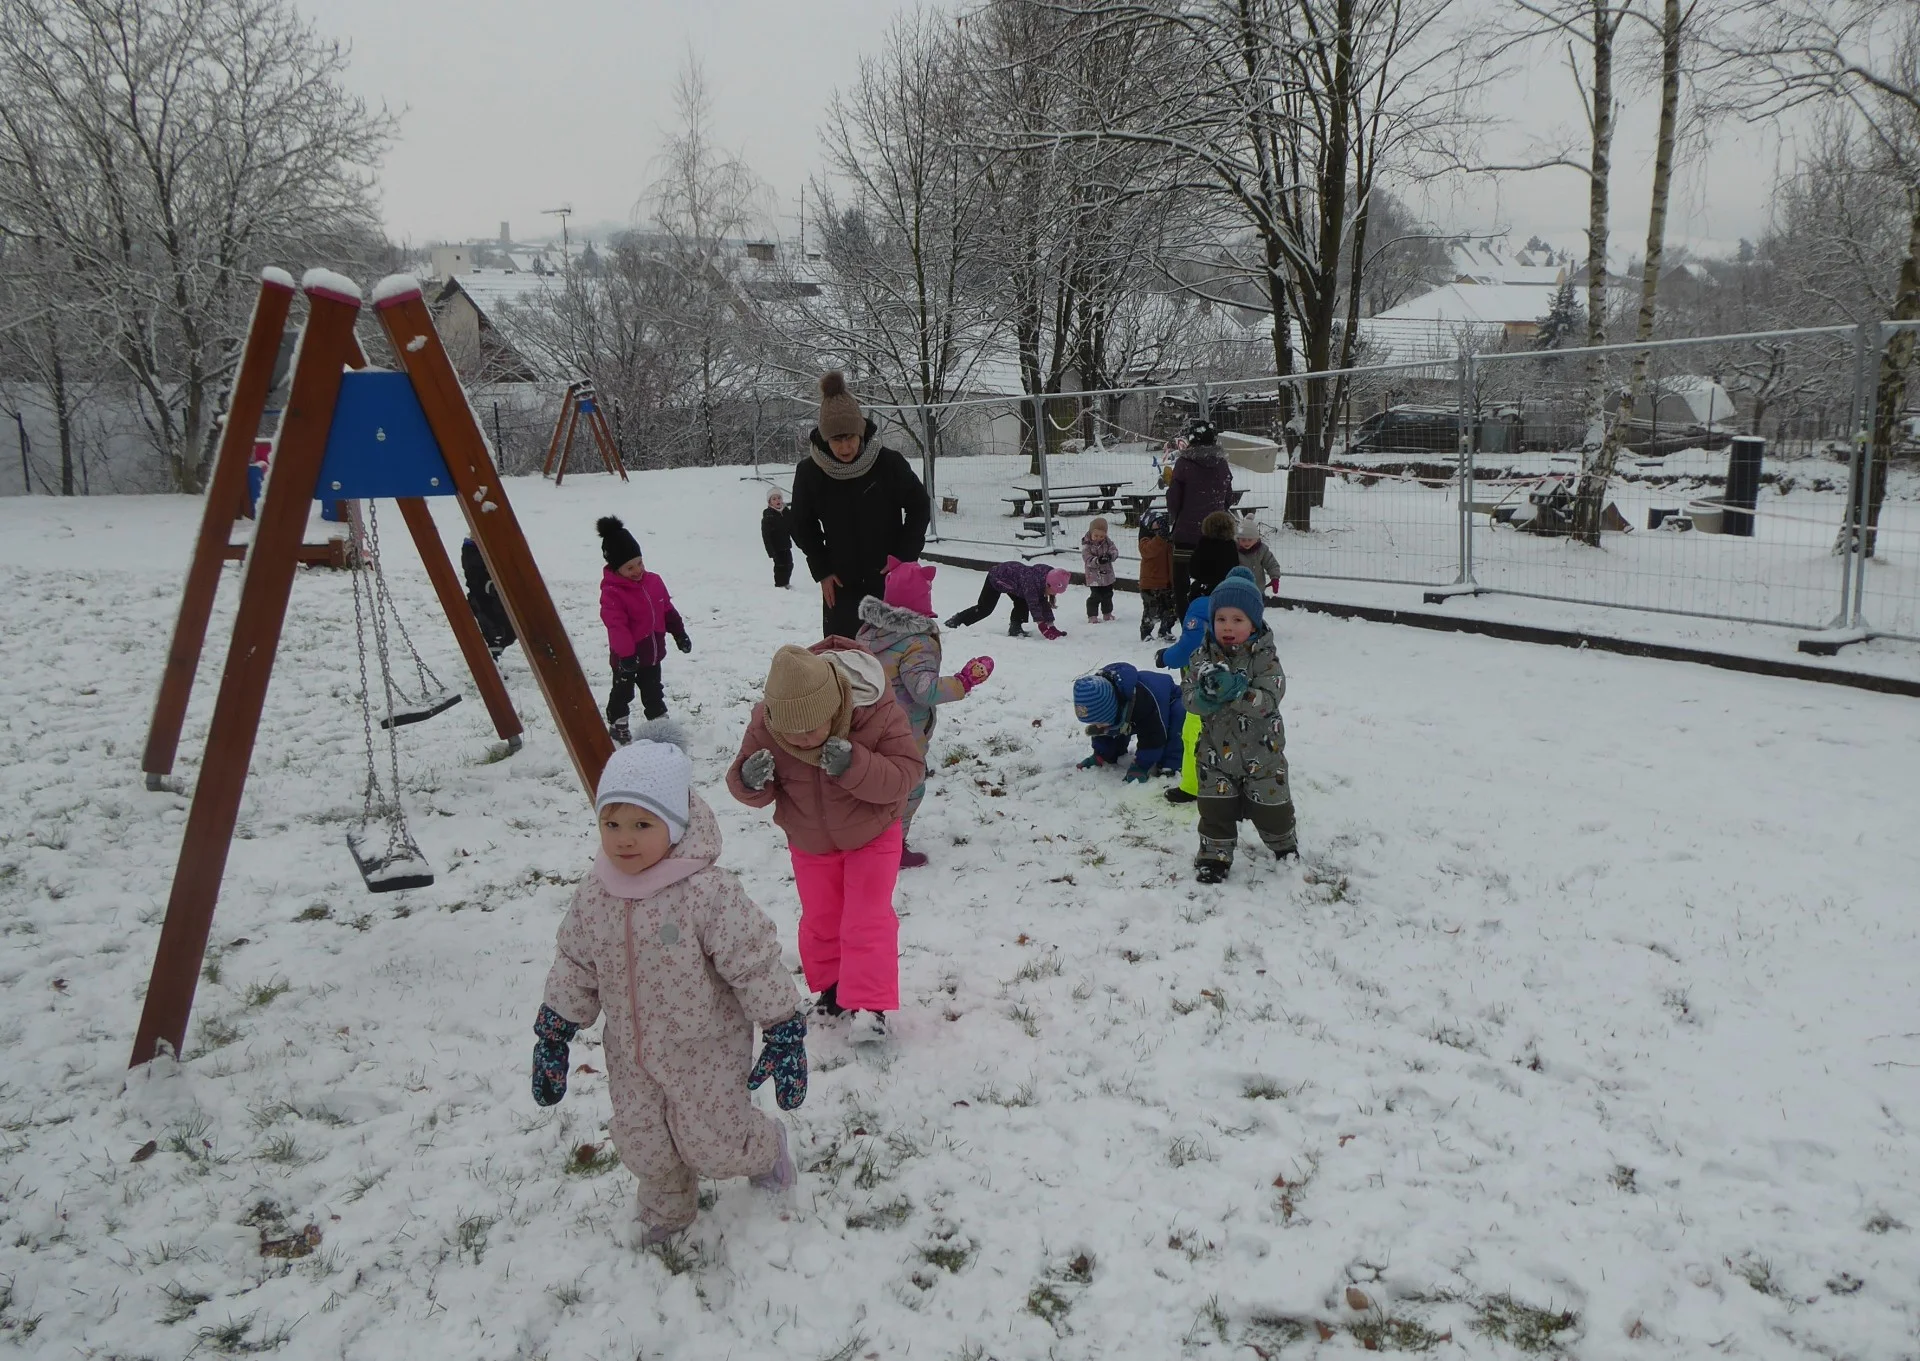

{"left": 597, "top": 515, "right": 642, "bottom": 569}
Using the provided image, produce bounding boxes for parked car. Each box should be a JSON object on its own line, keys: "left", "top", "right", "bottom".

{"left": 1348, "top": 406, "right": 1464, "bottom": 454}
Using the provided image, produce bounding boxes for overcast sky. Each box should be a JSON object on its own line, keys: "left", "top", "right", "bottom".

{"left": 306, "top": 0, "right": 1792, "bottom": 262}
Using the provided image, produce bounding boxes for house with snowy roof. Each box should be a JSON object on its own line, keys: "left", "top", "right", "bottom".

{"left": 431, "top": 269, "right": 565, "bottom": 383}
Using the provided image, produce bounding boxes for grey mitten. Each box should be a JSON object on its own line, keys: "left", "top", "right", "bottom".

{"left": 742, "top": 748, "right": 777, "bottom": 791}
{"left": 820, "top": 736, "right": 853, "bottom": 778}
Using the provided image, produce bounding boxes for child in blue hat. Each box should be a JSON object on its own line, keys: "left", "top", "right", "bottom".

{"left": 1072, "top": 664, "right": 1186, "bottom": 783}
{"left": 1180, "top": 568, "right": 1295, "bottom": 882}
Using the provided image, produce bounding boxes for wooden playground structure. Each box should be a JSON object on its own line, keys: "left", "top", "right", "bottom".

{"left": 542, "top": 379, "right": 626, "bottom": 485}
{"left": 131, "top": 268, "right": 615, "bottom": 1068}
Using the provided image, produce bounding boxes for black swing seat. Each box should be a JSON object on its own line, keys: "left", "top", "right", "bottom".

{"left": 378, "top": 690, "right": 461, "bottom": 729}
{"left": 347, "top": 824, "right": 435, "bottom": 893}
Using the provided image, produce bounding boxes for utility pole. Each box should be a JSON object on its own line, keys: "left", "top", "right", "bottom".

{"left": 542, "top": 204, "right": 574, "bottom": 268}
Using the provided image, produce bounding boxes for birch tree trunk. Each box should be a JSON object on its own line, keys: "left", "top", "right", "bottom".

{"left": 1574, "top": 0, "right": 1681, "bottom": 545}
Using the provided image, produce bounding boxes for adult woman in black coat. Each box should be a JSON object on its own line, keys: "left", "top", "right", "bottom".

{"left": 1165, "top": 420, "right": 1235, "bottom": 601}
{"left": 790, "top": 372, "right": 931, "bottom": 639}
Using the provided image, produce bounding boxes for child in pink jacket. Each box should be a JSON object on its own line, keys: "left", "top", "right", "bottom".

{"left": 532, "top": 741, "right": 807, "bottom": 1245}
{"left": 598, "top": 516, "right": 690, "bottom": 745}
{"left": 727, "top": 640, "right": 924, "bottom": 1045}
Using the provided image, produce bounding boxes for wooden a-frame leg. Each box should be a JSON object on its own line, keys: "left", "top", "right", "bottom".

{"left": 142, "top": 274, "right": 296, "bottom": 789}
{"left": 554, "top": 399, "right": 581, "bottom": 488}
{"left": 541, "top": 385, "right": 573, "bottom": 478}
{"left": 131, "top": 278, "right": 363, "bottom": 1068}
{"left": 374, "top": 283, "right": 614, "bottom": 797}
{"left": 591, "top": 404, "right": 626, "bottom": 480}
{"left": 395, "top": 496, "right": 524, "bottom": 745}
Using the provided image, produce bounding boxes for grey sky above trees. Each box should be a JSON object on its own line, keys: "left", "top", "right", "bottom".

{"left": 306, "top": 0, "right": 1781, "bottom": 253}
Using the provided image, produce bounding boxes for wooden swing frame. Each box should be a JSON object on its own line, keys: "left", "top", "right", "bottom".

{"left": 130, "top": 270, "right": 616, "bottom": 1068}
{"left": 541, "top": 379, "right": 626, "bottom": 485}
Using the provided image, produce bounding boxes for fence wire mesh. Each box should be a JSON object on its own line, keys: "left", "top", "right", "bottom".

{"left": 841, "top": 321, "right": 1917, "bottom": 652}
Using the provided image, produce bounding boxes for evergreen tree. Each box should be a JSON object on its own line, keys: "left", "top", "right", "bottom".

{"left": 1535, "top": 280, "right": 1587, "bottom": 350}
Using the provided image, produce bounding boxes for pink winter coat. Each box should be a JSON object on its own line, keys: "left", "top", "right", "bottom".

{"left": 726, "top": 638, "right": 924, "bottom": 854}
{"left": 600, "top": 568, "right": 685, "bottom": 665}
{"left": 542, "top": 794, "right": 801, "bottom": 1156}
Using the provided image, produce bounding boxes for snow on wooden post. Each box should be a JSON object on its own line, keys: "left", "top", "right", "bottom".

{"left": 392, "top": 495, "right": 525, "bottom": 745}
{"left": 131, "top": 272, "right": 363, "bottom": 1068}
{"left": 369, "top": 276, "right": 614, "bottom": 797}
{"left": 141, "top": 270, "right": 297, "bottom": 789}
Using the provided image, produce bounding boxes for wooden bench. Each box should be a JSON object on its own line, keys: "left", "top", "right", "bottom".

{"left": 1004, "top": 481, "right": 1131, "bottom": 517}
{"left": 1119, "top": 487, "right": 1263, "bottom": 528}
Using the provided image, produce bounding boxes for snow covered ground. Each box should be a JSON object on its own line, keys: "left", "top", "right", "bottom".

{"left": 2, "top": 469, "right": 1918, "bottom": 1360}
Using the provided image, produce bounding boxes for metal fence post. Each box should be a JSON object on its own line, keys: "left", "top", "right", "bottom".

{"left": 1851, "top": 323, "right": 1886, "bottom": 628}
{"left": 1032, "top": 391, "right": 1056, "bottom": 553}
{"left": 919, "top": 404, "right": 939, "bottom": 540}
{"left": 1460, "top": 353, "right": 1477, "bottom": 588}
{"left": 1195, "top": 381, "right": 1211, "bottom": 423}
{"left": 1835, "top": 323, "right": 1869, "bottom": 627}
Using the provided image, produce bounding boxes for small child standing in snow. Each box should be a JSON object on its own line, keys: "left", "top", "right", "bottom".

{"left": 1181, "top": 568, "right": 1297, "bottom": 882}
{"left": 598, "top": 516, "right": 691, "bottom": 746}
{"left": 461, "top": 537, "right": 516, "bottom": 659}
{"left": 1186, "top": 510, "right": 1241, "bottom": 605}
{"left": 1233, "top": 515, "right": 1282, "bottom": 594}
{"left": 1081, "top": 518, "right": 1120, "bottom": 623}
{"left": 1137, "top": 511, "right": 1178, "bottom": 642}
{"left": 857, "top": 557, "right": 994, "bottom": 869}
{"left": 1073, "top": 662, "right": 1185, "bottom": 783}
{"left": 727, "top": 642, "right": 924, "bottom": 1043}
{"left": 762, "top": 490, "right": 794, "bottom": 589}
{"left": 532, "top": 741, "right": 807, "bottom": 1245}
{"left": 945, "top": 561, "right": 1071, "bottom": 639}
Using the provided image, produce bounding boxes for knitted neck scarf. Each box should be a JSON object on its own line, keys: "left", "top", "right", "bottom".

{"left": 767, "top": 666, "right": 854, "bottom": 766}
{"left": 810, "top": 433, "right": 882, "bottom": 482}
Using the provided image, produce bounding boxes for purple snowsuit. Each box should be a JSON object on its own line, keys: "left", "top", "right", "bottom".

{"left": 985, "top": 560, "right": 1061, "bottom": 625}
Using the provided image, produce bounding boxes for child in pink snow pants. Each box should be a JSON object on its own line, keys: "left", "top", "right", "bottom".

{"left": 727, "top": 639, "right": 923, "bottom": 1045}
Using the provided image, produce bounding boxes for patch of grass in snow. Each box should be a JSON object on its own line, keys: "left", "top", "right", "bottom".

{"left": 1242, "top": 1076, "right": 1295, "bottom": 1100}
{"left": 941, "top": 744, "right": 974, "bottom": 768}
{"left": 160, "top": 1282, "right": 213, "bottom": 1324}
{"left": 451, "top": 1211, "right": 495, "bottom": 1265}
{"left": 1026, "top": 1282, "right": 1074, "bottom": 1333}
{"left": 918, "top": 1237, "right": 973, "bottom": 1273}
{"left": 1471, "top": 1293, "right": 1578, "bottom": 1352}
{"left": 243, "top": 979, "right": 292, "bottom": 1009}
{"left": 1241, "top": 1314, "right": 1309, "bottom": 1351}
{"left": 1731, "top": 1254, "right": 1788, "bottom": 1299}
{"left": 254, "top": 1134, "right": 309, "bottom": 1167}
{"left": 975, "top": 1081, "right": 1037, "bottom": 1109}
{"left": 815, "top": 1333, "right": 870, "bottom": 1361}
{"left": 1663, "top": 987, "right": 1697, "bottom": 1024}
{"left": 1167, "top": 1135, "right": 1215, "bottom": 1168}
{"left": 1006, "top": 1004, "right": 1039, "bottom": 1037}
{"left": 1424, "top": 1023, "right": 1480, "bottom": 1054}
{"left": 195, "top": 1311, "right": 292, "bottom": 1354}
{"left": 845, "top": 1197, "right": 912, "bottom": 1231}
{"left": 196, "top": 1016, "right": 244, "bottom": 1054}
{"left": 1349, "top": 1313, "right": 1451, "bottom": 1351}
{"left": 0, "top": 1275, "right": 43, "bottom": 1338}
{"left": 202, "top": 952, "right": 224, "bottom": 986}
{"left": 1865, "top": 1211, "right": 1906, "bottom": 1234}
{"left": 1611, "top": 1164, "right": 1637, "bottom": 1192}
{"left": 1010, "top": 951, "right": 1062, "bottom": 984}
{"left": 294, "top": 905, "right": 331, "bottom": 923}
{"left": 548, "top": 1281, "right": 586, "bottom": 1309}
{"left": 164, "top": 1113, "right": 229, "bottom": 1168}
{"left": 344, "top": 1168, "right": 386, "bottom": 1203}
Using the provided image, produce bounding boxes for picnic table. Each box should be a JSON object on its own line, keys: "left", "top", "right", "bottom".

{"left": 1004, "top": 481, "right": 1131, "bottom": 517}
{"left": 1118, "top": 486, "right": 1259, "bottom": 527}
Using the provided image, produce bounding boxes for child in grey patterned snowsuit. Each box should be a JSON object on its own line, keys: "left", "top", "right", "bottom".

{"left": 1180, "top": 568, "right": 1297, "bottom": 881}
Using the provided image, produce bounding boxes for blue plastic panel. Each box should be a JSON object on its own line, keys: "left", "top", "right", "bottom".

{"left": 314, "top": 370, "right": 455, "bottom": 499}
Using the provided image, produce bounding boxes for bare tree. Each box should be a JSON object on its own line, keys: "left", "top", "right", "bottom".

{"left": 799, "top": 8, "right": 1001, "bottom": 420}
{"left": 1744, "top": 0, "right": 1920, "bottom": 557}
{"left": 1035, "top": 0, "right": 1478, "bottom": 529}
{"left": 0, "top": 0, "right": 392, "bottom": 492}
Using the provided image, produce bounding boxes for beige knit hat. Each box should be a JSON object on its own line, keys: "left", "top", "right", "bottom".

{"left": 817, "top": 371, "right": 865, "bottom": 441}
{"left": 763, "top": 645, "right": 843, "bottom": 733}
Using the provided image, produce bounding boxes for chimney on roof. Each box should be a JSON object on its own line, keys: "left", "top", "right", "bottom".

{"left": 499, "top": 222, "right": 510, "bottom": 247}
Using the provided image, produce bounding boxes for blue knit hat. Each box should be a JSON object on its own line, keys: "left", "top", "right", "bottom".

{"left": 1073, "top": 674, "right": 1119, "bottom": 725}
{"left": 1210, "top": 567, "right": 1265, "bottom": 632}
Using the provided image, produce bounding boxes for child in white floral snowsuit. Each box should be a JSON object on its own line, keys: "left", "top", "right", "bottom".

{"left": 531, "top": 742, "right": 808, "bottom": 1243}
{"left": 1081, "top": 518, "right": 1120, "bottom": 622}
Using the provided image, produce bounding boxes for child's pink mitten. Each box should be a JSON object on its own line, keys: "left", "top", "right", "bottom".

{"left": 957, "top": 657, "right": 994, "bottom": 692}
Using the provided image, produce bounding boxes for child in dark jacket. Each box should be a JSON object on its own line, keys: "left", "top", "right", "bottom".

{"left": 762, "top": 490, "right": 794, "bottom": 589}
{"left": 1181, "top": 568, "right": 1297, "bottom": 882}
{"left": 1186, "top": 510, "right": 1241, "bottom": 605}
{"left": 945, "top": 561, "right": 1071, "bottom": 640}
{"left": 461, "top": 537, "right": 516, "bottom": 659}
{"left": 597, "top": 516, "right": 691, "bottom": 745}
{"left": 1137, "top": 511, "right": 1178, "bottom": 642}
{"left": 1073, "top": 663, "right": 1185, "bottom": 784}
{"left": 1081, "top": 518, "right": 1120, "bottom": 622}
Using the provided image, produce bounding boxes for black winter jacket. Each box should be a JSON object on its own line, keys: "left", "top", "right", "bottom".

{"left": 789, "top": 421, "right": 931, "bottom": 586}
{"left": 761, "top": 505, "right": 792, "bottom": 558}
{"left": 1187, "top": 536, "right": 1241, "bottom": 602}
